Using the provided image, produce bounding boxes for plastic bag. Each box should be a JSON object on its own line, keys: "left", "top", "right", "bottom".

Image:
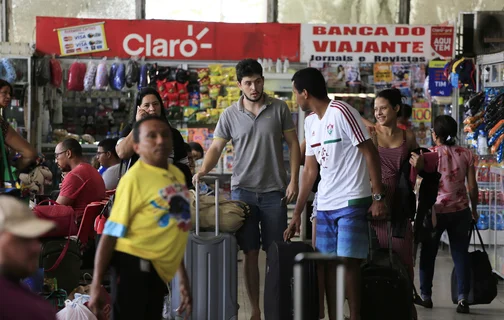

{"left": 111, "top": 62, "right": 126, "bottom": 91}
{"left": 109, "top": 63, "right": 117, "bottom": 88}
{"left": 0, "top": 58, "right": 17, "bottom": 83}
{"left": 67, "top": 62, "right": 86, "bottom": 91}
{"left": 125, "top": 59, "right": 139, "bottom": 88}
{"left": 84, "top": 61, "right": 97, "bottom": 91}
{"left": 35, "top": 56, "right": 51, "bottom": 86}
{"left": 56, "top": 296, "right": 98, "bottom": 320}
{"left": 50, "top": 58, "right": 63, "bottom": 88}
{"left": 95, "top": 58, "right": 108, "bottom": 90}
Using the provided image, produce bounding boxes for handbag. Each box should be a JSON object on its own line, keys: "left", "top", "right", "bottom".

{"left": 34, "top": 199, "right": 78, "bottom": 238}
{"left": 450, "top": 222, "right": 498, "bottom": 305}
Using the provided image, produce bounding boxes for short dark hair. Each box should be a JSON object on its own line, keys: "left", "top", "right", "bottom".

{"left": 291, "top": 68, "right": 328, "bottom": 100}
{"left": 0, "top": 79, "right": 13, "bottom": 95}
{"left": 184, "top": 143, "right": 192, "bottom": 153}
{"left": 188, "top": 142, "right": 204, "bottom": 156}
{"left": 433, "top": 115, "right": 457, "bottom": 146}
{"left": 401, "top": 104, "right": 412, "bottom": 119}
{"left": 132, "top": 115, "right": 169, "bottom": 143}
{"left": 376, "top": 88, "right": 404, "bottom": 116}
{"left": 61, "top": 138, "right": 83, "bottom": 157}
{"left": 131, "top": 87, "right": 168, "bottom": 124}
{"left": 236, "top": 59, "right": 263, "bottom": 83}
{"left": 98, "top": 138, "right": 119, "bottom": 158}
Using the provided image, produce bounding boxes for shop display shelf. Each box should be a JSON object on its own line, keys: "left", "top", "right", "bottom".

{"left": 263, "top": 72, "right": 295, "bottom": 81}
{"left": 441, "top": 229, "right": 504, "bottom": 246}
{"left": 41, "top": 143, "right": 97, "bottom": 150}
{"left": 485, "top": 81, "right": 504, "bottom": 88}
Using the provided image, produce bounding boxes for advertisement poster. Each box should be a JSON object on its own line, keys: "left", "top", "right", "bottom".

{"left": 56, "top": 22, "right": 109, "bottom": 56}
{"left": 38, "top": 17, "right": 300, "bottom": 61}
{"left": 325, "top": 64, "right": 347, "bottom": 89}
{"left": 428, "top": 60, "right": 452, "bottom": 97}
{"left": 300, "top": 24, "right": 455, "bottom": 63}
{"left": 344, "top": 63, "right": 361, "bottom": 86}
{"left": 392, "top": 64, "right": 411, "bottom": 88}
{"left": 412, "top": 102, "right": 432, "bottom": 147}
{"left": 373, "top": 63, "right": 393, "bottom": 84}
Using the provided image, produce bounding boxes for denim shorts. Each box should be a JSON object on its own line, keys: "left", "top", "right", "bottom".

{"left": 231, "top": 188, "right": 287, "bottom": 253}
{"left": 316, "top": 204, "right": 369, "bottom": 259}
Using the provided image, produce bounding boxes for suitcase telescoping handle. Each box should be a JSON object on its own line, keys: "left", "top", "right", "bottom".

{"left": 367, "top": 219, "right": 393, "bottom": 266}
{"left": 194, "top": 179, "right": 220, "bottom": 236}
{"left": 293, "top": 252, "right": 346, "bottom": 320}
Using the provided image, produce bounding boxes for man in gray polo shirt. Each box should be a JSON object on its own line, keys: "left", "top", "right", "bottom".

{"left": 193, "top": 58, "right": 301, "bottom": 319}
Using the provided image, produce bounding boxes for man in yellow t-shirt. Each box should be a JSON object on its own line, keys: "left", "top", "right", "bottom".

{"left": 90, "top": 115, "right": 192, "bottom": 320}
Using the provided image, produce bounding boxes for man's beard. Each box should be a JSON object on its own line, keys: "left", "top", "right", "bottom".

{"left": 244, "top": 91, "right": 263, "bottom": 102}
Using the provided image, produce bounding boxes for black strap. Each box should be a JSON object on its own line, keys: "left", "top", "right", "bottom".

{"left": 470, "top": 221, "right": 486, "bottom": 253}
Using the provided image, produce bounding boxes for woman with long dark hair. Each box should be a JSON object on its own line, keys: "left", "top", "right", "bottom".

{"left": 116, "top": 87, "right": 192, "bottom": 187}
{"left": 418, "top": 115, "right": 478, "bottom": 314}
{"left": 365, "top": 88, "right": 423, "bottom": 319}
{"left": 369, "top": 88, "right": 421, "bottom": 274}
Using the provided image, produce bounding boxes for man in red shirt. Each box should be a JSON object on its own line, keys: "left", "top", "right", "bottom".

{"left": 0, "top": 196, "right": 57, "bottom": 320}
{"left": 55, "top": 138, "right": 106, "bottom": 219}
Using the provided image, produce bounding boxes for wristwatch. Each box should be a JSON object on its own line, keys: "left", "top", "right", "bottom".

{"left": 372, "top": 194, "right": 386, "bottom": 201}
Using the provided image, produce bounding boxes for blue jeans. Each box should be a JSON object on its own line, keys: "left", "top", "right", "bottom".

{"left": 231, "top": 188, "right": 287, "bottom": 253}
{"left": 419, "top": 208, "right": 472, "bottom": 301}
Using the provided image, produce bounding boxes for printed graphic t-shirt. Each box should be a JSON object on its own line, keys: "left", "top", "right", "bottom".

{"left": 430, "top": 145, "right": 475, "bottom": 214}
{"left": 305, "top": 100, "right": 372, "bottom": 211}
{"left": 103, "top": 160, "right": 190, "bottom": 282}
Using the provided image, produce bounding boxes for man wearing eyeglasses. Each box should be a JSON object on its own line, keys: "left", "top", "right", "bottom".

{"left": 96, "top": 138, "right": 123, "bottom": 190}
{"left": 55, "top": 138, "right": 106, "bottom": 220}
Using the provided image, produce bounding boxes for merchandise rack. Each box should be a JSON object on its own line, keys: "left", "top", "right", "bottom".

{"left": 442, "top": 51, "right": 504, "bottom": 277}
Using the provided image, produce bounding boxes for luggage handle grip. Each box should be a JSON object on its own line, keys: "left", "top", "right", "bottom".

{"left": 293, "top": 253, "right": 345, "bottom": 320}
{"left": 367, "top": 219, "right": 393, "bottom": 266}
{"left": 194, "top": 179, "right": 220, "bottom": 236}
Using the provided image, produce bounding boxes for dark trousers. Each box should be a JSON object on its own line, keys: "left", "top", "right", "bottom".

{"left": 419, "top": 208, "right": 472, "bottom": 301}
{"left": 110, "top": 252, "right": 167, "bottom": 320}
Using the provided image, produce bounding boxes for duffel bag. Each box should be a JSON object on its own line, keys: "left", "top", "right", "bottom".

{"left": 33, "top": 200, "right": 77, "bottom": 238}
{"left": 189, "top": 190, "right": 250, "bottom": 233}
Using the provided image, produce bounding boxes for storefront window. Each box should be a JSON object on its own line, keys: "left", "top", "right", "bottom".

{"left": 410, "top": 0, "right": 504, "bottom": 25}
{"left": 146, "top": 0, "right": 267, "bottom": 22}
{"left": 10, "top": 0, "right": 136, "bottom": 43}
{"left": 278, "top": 0, "right": 399, "bottom": 24}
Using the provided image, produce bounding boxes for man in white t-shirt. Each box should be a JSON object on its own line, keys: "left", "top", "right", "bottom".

{"left": 284, "top": 68, "right": 386, "bottom": 320}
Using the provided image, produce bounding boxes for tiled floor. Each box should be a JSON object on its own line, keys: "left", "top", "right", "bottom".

{"left": 237, "top": 248, "right": 504, "bottom": 320}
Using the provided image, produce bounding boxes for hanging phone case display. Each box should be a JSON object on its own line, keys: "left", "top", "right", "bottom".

{"left": 456, "top": 51, "right": 504, "bottom": 277}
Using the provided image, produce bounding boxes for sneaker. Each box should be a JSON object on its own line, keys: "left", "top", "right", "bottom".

{"left": 413, "top": 295, "right": 433, "bottom": 309}
{"left": 456, "top": 300, "right": 470, "bottom": 314}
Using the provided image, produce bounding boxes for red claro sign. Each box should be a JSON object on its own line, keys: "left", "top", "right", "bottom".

{"left": 35, "top": 17, "right": 301, "bottom": 61}
{"left": 122, "top": 25, "right": 213, "bottom": 58}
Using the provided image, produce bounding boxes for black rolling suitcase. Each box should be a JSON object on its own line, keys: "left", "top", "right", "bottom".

{"left": 293, "top": 252, "right": 346, "bottom": 320}
{"left": 40, "top": 238, "right": 81, "bottom": 293}
{"left": 361, "top": 221, "right": 413, "bottom": 320}
{"left": 264, "top": 241, "right": 318, "bottom": 320}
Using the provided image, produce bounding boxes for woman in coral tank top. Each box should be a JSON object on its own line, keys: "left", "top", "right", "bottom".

{"left": 418, "top": 115, "right": 478, "bottom": 314}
